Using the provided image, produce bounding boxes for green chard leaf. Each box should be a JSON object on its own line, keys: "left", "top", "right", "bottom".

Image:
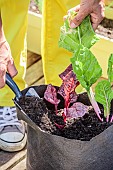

{"left": 107, "top": 53, "right": 113, "bottom": 85}
{"left": 71, "top": 46, "right": 102, "bottom": 92}
{"left": 59, "top": 14, "right": 99, "bottom": 53}
{"left": 95, "top": 80, "right": 113, "bottom": 117}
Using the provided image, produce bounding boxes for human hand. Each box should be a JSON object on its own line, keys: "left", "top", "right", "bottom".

{"left": 67, "top": 0, "right": 105, "bottom": 30}
{"left": 0, "top": 41, "right": 17, "bottom": 88}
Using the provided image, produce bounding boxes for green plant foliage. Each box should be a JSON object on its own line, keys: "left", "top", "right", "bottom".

{"left": 95, "top": 80, "right": 113, "bottom": 118}
{"left": 107, "top": 54, "right": 113, "bottom": 85}
{"left": 59, "top": 12, "right": 99, "bottom": 53}
{"left": 71, "top": 46, "right": 102, "bottom": 92}
{"left": 59, "top": 11, "right": 113, "bottom": 122}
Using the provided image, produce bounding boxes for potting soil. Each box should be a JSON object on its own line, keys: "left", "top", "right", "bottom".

{"left": 18, "top": 92, "right": 112, "bottom": 141}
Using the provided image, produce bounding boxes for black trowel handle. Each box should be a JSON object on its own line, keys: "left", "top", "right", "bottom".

{"left": 6, "top": 72, "right": 22, "bottom": 100}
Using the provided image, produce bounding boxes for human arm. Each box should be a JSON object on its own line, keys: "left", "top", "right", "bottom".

{"left": 68, "top": 0, "right": 105, "bottom": 30}
{"left": 0, "top": 15, "right": 17, "bottom": 88}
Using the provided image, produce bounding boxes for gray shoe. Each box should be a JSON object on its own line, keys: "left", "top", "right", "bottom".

{"left": 0, "top": 107, "right": 27, "bottom": 152}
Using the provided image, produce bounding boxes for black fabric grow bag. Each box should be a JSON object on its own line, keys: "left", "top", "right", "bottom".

{"left": 16, "top": 85, "right": 113, "bottom": 170}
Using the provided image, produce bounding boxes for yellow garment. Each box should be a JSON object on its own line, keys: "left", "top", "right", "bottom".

{"left": 42, "top": 0, "right": 80, "bottom": 87}
{"left": 0, "top": 0, "right": 29, "bottom": 106}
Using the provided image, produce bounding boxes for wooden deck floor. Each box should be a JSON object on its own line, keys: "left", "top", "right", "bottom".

{"left": 25, "top": 51, "right": 45, "bottom": 86}
{"left": 0, "top": 51, "right": 44, "bottom": 170}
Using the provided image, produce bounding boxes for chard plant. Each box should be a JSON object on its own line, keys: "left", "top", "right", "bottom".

{"left": 44, "top": 11, "right": 113, "bottom": 125}
{"left": 59, "top": 11, "right": 113, "bottom": 122}
{"left": 59, "top": 11, "right": 103, "bottom": 121}
{"left": 95, "top": 54, "right": 113, "bottom": 122}
{"left": 70, "top": 46, "right": 103, "bottom": 121}
{"left": 44, "top": 64, "right": 89, "bottom": 127}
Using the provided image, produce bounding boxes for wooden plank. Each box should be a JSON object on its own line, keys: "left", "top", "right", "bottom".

{"left": 27, "top": 51, "right": 33, "bottom": 58}
{"left": 0, "top": 148, "right": 27, "bottom": 170}
{"left": 27, "top": 51, "right": 41, "bottom": 68}
{"left": 11, "top": 158, "right": 26, "bottom": 170}
{"left": 25, "top": 59, "right": 43, "bottom": 86}
{"left": 32, "top": 76, "right": 45, "bottom": 86}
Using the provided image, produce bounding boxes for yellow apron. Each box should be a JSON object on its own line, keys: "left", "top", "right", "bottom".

{"left": 41, "top": 0, "right": 86, "bottom": 92}
{"left": 0, "top": 0, "right": 29, "bottom": 106}
{"left": 42, "top": 0, "right": 80, "bottom": 87}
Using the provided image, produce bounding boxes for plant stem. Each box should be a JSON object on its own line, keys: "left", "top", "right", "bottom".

{"left": 55, "top": 104, "right": 58, "bottom": 115}
{"left": 77, "top": 27, "right": 81, "bottom": 44}
{"left": 106, "top": 115, "right": 109, "bottom": 122}
{"left": 110, "top": 115, "right": 113, "bottom": 122}
{"left": 110, "top": 99, "right": 113, "bottom": 122}
{"left": 88, "top": 87, "right": 103, "bottom": 121}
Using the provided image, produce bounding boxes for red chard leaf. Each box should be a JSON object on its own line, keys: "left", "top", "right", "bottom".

{"left": 58, "top": 69, "right": 79, "bottom": 108}
{"left": 44, "top": 84, "right": 60, "bottom": 105}
{"left": 66, "top": 102, "right": 88, "bottom": 119}
{"left": 59, "top": 64, "right": 73, "bottom": 80}
{"left": 63, "top": 71, "right": 78, "bottom": 93}
{"left": 57, "top": 83, "right": 66, "bottom": 99}
{"left": 69, "top": 91, "right": 78, "bottom": 104}
{"left": 58, "top": 85, "right": 78, "bottom": 104}
{"left": 44, "top": 84, "right": 60, "bottom": 114}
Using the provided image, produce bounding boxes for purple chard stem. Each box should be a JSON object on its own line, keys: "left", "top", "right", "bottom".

{"left": 55, "top": 104, "right": 58, "bottom": 115}
{"left": 88, "top": 88, "right": 103, "bottom": 121}
{"left": 110, "top": 99, "right": 113, "bottom": 122}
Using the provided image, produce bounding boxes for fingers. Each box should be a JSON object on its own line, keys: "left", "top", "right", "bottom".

{"left": 0, "top": 40, "right": 18, "bottom": 88}
{"left": 90, "top": 14, "right": 100, "bottom": 30}
{"left": 0, "top": 57, "right": 17, "bottom": 88}
{"left": 70, "top": 12, "right": 88, "bottom": 28}
{"left": 7, "top": 57, "right": 18, "bottom": 77}
{"left": 90, "top": 10, "right": 104, "bottom": 30}
{"left": 68, "top": 5, "right": 90, "bottom": 28}
{"left": 67, "top": 1, "right": 105, "bottom": 29}
{"left": 0, "top": 63, "right": 6, "bottom": 88}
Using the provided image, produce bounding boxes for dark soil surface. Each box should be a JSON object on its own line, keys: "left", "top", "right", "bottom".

{"left": 96, "top": 18, "right": 113, "bottom": 39}
{"left": 18, "top": 92, "right": 112, "bottom": 141}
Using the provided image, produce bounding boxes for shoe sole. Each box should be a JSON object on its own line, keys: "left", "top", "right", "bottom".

{"left": 0, "top": 133, "right": 27, "bottom": 152}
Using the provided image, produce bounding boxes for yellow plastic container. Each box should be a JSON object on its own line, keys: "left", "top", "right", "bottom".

{"left": 91, "top": 36, "right": 113, "bottom": 79}
{"left": 105, "top": 7, "right": 113, "bottom": 19}
{"left": 27, "top": 11, "right": 42, "bottom": 55}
